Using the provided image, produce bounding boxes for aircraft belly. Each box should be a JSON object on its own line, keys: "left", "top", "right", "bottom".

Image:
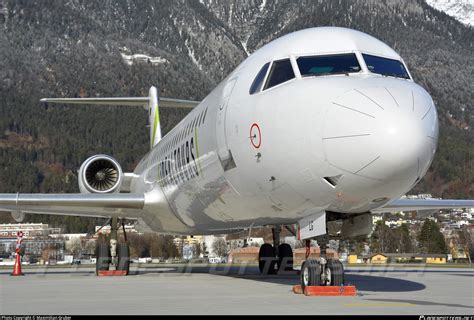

{"left": 163, "top": 151, "right": 307, "bottom": 231}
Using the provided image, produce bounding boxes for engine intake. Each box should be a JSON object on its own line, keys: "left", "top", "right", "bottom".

{"left": 79, "top": 155, "right": 123, "bottom": 193}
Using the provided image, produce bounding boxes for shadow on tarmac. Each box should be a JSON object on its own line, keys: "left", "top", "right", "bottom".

{"left": 446, "top": 273, "right": 474, "bottom": 277}
{"left": 5, "top": 264, "right": 472, "bottom": 295}
{"left": 366, "top": 298, "right": 473, "bottom": 309}
{"left": 132, "top": 265, "right": 427, "bottom": 292}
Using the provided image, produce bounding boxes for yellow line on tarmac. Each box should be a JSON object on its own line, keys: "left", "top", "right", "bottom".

{"left": 344, "top": 303, "right": 416, "bottom": 307}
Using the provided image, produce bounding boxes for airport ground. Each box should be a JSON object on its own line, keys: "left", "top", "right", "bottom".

{"left": 0, "top": 264, "right": 473, "bottom": 315}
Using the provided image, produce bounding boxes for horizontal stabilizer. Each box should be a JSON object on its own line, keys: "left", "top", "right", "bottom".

{"left": 40, "top": 97, "right": 199, "bottom": 109}
{"left": 372, "top": 198, "right": 474, "bottom": 213}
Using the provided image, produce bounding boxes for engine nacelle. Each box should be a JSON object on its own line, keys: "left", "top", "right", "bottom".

{"left": 340, "top": 213, "right": 373, "bottom": 239}
{"left": 327, "top": 213, "right": 373, "bottom": 239}
{"left": 78, "top": 155, "right": 123, "bottom": 194}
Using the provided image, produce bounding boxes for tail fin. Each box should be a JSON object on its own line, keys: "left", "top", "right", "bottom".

{"left": 148, "top": 86, "right": 161, "bottom": 148}
{"left": 40, "top": 87, "right": 200, "bottom": 150}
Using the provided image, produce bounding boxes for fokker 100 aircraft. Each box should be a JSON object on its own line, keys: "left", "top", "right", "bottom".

{"left": 1, "top": 27, "right": 473, "bottom": 288}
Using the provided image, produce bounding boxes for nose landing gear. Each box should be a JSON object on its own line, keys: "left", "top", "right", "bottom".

{"left": 300, "top": 236, "right": 345, "bottom": 291}
{"left": 260, "top": 219, "right": 353, "bottom": 296}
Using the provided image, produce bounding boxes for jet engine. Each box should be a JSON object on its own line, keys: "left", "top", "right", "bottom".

{"left": 78, "top": 155, "right": 123, "bottom": 193}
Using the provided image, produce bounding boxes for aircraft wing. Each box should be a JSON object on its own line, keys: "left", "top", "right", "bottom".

{"left": 0, "top": 193, "right": 145, "bottom": 219}
{"left": 372, "top": 198, "right": 474, "bottom": 213}
{"left": 40, "top": 97, "right": 200, "bottom": 109}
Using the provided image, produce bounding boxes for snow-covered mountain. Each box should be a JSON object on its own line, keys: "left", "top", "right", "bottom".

{"left": 0, "top": 0, "right": 473, "bottom": 199}
{"left": 426, "top": 0, "right": 474, "bottom": 26}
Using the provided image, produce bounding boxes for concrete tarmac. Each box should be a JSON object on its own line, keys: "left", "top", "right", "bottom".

{"left": 0, "top": 264, "right": 473, "bottom": 315}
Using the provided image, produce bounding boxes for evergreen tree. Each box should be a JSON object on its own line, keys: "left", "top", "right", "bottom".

{"left": 418, "top": 219, "right": 448, "bottom": 254}
{"left": 394, "top": 223, "right": 414, "bottom": 253}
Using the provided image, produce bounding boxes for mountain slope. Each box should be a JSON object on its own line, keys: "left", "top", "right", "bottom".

{"left": 426, "top": 0, "right": 474, "bottom": 26}
{"left": 0, "top": 0, "right": 472, "bottom": 205}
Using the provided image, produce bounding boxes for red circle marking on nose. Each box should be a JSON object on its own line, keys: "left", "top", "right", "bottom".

{"left": 250, "top": 123, "right": 261, "bottom": 149}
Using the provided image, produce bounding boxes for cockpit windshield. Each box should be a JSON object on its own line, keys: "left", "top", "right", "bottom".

{"left": 297, "top": 53, "right": 361, "bottom": 77}
{"left": 362, "top": 54, "right": 410, "bottom": 79}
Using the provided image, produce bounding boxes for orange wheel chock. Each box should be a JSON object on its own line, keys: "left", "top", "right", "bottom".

{"left": 97, "top": 270, "right": 128, "bottom": 276}
{"left": 292, "top": 285, "right": 357, "bottom": 296}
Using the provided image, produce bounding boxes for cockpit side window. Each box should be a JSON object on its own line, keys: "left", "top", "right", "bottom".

{"left": 249, "top": 62, "right": 270, "bottom": 95}
{"left": 263, "top": 59, "right": 295, "bottom": 90}
{"left": 362, "top": 54, "right": 410, "bottom": 79}
{"left": 297, "top": 53, "right": 361, "bottom": 77}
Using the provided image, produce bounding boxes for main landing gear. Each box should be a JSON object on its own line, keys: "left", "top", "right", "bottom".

{"left": 258, "top": 226, "right": 294, "bottom": 274}
{"left": 95, "top": 216, "right": 130, "bottom": 276}
{"left": 300, "top": 236, "right": 344, "bottom": 291}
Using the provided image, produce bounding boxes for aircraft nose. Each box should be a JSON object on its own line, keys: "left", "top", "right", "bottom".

{"left": 323, "top": 84, "right": 438, "bottom": 182}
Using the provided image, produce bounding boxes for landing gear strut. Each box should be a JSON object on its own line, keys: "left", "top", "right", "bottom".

{"left": 95, "top": 217, "right": 130, "bottom": 275}
{"left": 300, "top": 235, "right": 344, "bottom": 290}
{"left": 258, "top": 226, "right": 294, "bottom": 274}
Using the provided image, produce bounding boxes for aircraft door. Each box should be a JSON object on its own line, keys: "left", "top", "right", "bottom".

{"left": 216, "top": 76, "right": 238, "bottom": 161}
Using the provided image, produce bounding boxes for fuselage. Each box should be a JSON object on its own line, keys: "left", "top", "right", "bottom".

{"left": 130, "top": 27, "right": 439, "bottom": 234}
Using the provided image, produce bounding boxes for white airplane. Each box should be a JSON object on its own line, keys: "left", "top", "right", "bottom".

{"left": 1, "top": 27, "right": 473, "bottom": 288}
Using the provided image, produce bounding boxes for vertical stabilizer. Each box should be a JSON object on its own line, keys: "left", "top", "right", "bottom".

{"left": 149, "top": 86, "right": 161, "bottom": 148}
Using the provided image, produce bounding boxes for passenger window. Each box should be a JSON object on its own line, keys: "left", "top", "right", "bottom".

{"left": 249, "top": 62, "right": 270, "bottom": 94}
{"left": 263, "top": 59, "right": 295, "bottom": 90}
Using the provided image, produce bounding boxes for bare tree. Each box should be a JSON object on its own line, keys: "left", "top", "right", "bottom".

{"left": 41, "top": 244, "right": 55, "bottom": 263}
{"left": 212, "top": 237, "right": 228, "bottom": 258}
{"left": 459, "top": 226, "right": 473, "bottom": 263}
{"left": 148, "top": 234, "right": 163, "bottom": 258}
{"left": 68, "top": 238, "right": 83, "bottom": 258}
{"left": 83, "top": 239, "right": 96, "bottom": 256}
{"left": 194, "top": 243, "right": 202, "bottom": 258}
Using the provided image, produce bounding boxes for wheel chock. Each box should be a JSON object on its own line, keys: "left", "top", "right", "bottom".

{"left": 293, "top": 285, "right": 304, "bottom": 294}
{"left": 97, "top": 270, "right": 128, "bottom": 276}
{"left": 292, "top": 285, "right": 356, "bottom": 296}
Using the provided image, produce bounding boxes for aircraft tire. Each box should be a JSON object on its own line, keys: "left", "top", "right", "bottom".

{"left": 300, "top": 259, "right": 322, "bottom": 290}
{"left": 277, "top": 243, "right": 293, "bottom": 272}
{"left": 117, "top": 242, "right": 130, "bottom": 275}
{"left": 326, "top": 259, "right": 344, "bottom": 286}
{"left": 96, "top": 242, "right": 111, "bottom": 275}
{"left": 258, "top": 243, "right": 276, "bottom": 275}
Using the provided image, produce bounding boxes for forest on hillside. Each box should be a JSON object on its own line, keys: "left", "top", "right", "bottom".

{"left": 0, "top": 0, "right": 472, "bottom": 232}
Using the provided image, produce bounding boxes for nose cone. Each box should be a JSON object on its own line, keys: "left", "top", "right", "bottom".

{"left": 323, "top": 82, "right": 438, "bottom": 182}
